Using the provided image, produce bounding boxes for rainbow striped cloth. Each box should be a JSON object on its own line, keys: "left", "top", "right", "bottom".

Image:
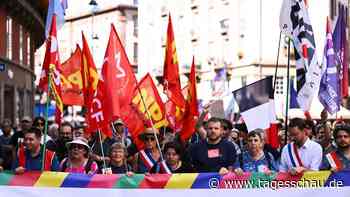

{"left": 0, "top": 170, "right": 349, "bottom": 189}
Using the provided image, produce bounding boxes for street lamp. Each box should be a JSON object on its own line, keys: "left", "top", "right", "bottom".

{"left": 89, "top": 0, "right": 99, "bottom": 51}
{"left": 89, "top": 0, "right": 98, "bottom": 6}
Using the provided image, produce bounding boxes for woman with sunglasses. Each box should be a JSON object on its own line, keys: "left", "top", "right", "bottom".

{"left": 133, "top": 127, "right": 164, "bottom": 173}
{"left": 59, "top": 137, "right": 98, "bottom": 174}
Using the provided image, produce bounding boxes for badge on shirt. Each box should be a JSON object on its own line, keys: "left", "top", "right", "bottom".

{"left": 208, "top": 149, "right": 220, "bottom": 158}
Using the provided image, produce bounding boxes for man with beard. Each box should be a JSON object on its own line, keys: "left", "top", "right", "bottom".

{"left": 315, "top": 122, "right": 336, "bottom": 154}
{"left": 46, "top": 122, "right": 73, "bottom": 162}
{"left": 13, "top": 127, "right": 59, "bottom": 173}
{"left": 321, "top": 124, "right": 350, "bottom": 170}
{"left": 280, "top": 118, "right": 323, "bottom": 175}
{"left": 189, "top": 117, "right": 237, "bottom": 173}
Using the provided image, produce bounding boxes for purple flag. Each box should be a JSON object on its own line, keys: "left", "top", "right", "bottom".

{"left": 318, "top": 18, "right": 340, "bottom": 114}
{"left": 332, "top": 5, "right": 348, "bottom": 97}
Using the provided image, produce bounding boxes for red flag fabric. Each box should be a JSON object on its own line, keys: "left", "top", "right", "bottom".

{"left": 132, "top": 74, "right": 168, "bottom": 129}
{"left": 86, "top": 79, "right": 112, "bottom": 136}
{"left": 266, "top": 122, "right": 280, "bottom": 149}
{"left": 100, "top": 24, "right": 137, "bottom": 120}
{"left": 81, "top": 32, "right": 99, "bottom": 107}
{"left": 179, "top": 57, "right": 199, "bottom": 141}
{"left": 163, "top": 14, "right": 186, "bottom": 109}
{"left": 38, "top": 15, "right": 63, "bottom": 124}
{"left": 60, "top": 45, "right": 83, "bottom": 105}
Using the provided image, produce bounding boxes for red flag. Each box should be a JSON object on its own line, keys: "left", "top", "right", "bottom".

{"left": 266, "top": 122, "right": 280, "bottom": 149}
{"left": 81, "top": 32, "right": 99, "bottom": 107}
{"left": 86, "top": 79, "right": 112, "bottom": 136}
{"left": 179, "top": 57, "right": 199, "bottom": 141}
{"left": 101, "top": 24, "right": 137, "bottom": 120}
{"left": 60, "top": 45, "right": 83, "bottom": 105}
{"left": 132, "top": 74, "right": 168, "bottom": 129}
{"left": 163, "top": 14, "right": 186, "bottom": 109}
{"left": 38, "top": 15, "right": 63, "bottom": 124}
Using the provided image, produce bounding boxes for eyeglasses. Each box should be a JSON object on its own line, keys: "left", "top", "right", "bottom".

{"left": 144, "top": 136, "right": 156, "bottom": 141}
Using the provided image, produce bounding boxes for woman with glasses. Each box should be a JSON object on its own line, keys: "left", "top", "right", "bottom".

{"left": 133, "top": 127, "right": 164, "bottom": 173}
{"left": 108, "top": 142, "right": 132, "bottom": 174}
{"left": 59, "top": 137, "right": 98, "bottom": 174}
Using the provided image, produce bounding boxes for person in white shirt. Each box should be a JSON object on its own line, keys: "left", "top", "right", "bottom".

{"left": 279, "top": 118, "right": 322, "bottom": 175}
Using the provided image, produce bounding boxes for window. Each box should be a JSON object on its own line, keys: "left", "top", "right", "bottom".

{"left": 27, "top": 34, "right": 31, "bottom": 66}
{"left": 133, "top": 15, "right": 138, "bottom": 37}
{"left": 6, "top": 17, "right": 12, "bottom": 60}
{"left": 241, "top": 76, "right": 247, "bottom": 87}
{"left": 133, "top": 42, "right": 138, "bottom": 64}
{"left": 19, "top": 25, "right": 23, "bottom": 64}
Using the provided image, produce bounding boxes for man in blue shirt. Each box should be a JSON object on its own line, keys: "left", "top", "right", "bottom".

{"left": 13, "top": 127, "right": 59, "bottom": 173}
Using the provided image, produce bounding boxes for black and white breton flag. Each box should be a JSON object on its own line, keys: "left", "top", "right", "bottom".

{"left": 279, "top": 0, "right": 321, "bottom": 111}
{"left": 232, "top": 77, "right": 276, "bottom": 132}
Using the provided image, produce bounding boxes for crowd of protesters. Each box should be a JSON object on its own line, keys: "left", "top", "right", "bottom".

{"left": 0, "top": 108, "right": 349, "bottom": 175}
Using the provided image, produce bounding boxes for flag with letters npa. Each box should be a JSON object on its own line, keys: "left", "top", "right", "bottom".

{"left": 60, "top": 45, "right": 83, "bottom": 105}
{"left": 332, "top": 5, "right": 349, "bottom": 98}
{"left": 280, "top": 0, "right": 322, "bottom": 111}
{"left": 38, "top": 15, "right": 63, "bottom": 124}
{"left": 232, "top": 77, "right": 276, "bottom": 132}
{"left": 318, "top": 18, "right": 340, "bottom": 114}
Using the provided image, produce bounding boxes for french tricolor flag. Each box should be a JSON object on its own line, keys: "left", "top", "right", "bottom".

{"left": 233, "top": 76, "right": 276, "bottom": 132}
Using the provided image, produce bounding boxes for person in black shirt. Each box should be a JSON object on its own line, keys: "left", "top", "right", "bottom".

{"left": 189, "top": 117, "right": 237, "bottom": 173}
{"left": 163, "top": 142, "right": 194, "bottom": 173}
{"left": 46, "top": 122, "right": 73, "bottom": 162}
{"left": 108, "top": 142, "right": 131, "bottom": 174}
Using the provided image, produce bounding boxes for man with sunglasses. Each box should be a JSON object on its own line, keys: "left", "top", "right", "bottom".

{"left": 13, "top": 127, "right": 59, "bottom": 174}
{"left": 321, "top": 124, "right": 350, "bottom": 171}
{"left": 189, "top": 117, "right": 237, "bottom": 173}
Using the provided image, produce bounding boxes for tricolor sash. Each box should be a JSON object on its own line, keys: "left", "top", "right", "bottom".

{"left": 159, "top": 160, "right": 172, "bottom": 174}
{"left": 139, "top": 149, "right": 157, "bottom": 171}
{"left": 287, "top": 143, "right": 304, "bottom": 168}
{"left": 326, "top": 151, "right": 343, "bottom": 170}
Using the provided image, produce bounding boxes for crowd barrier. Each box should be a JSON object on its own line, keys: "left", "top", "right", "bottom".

{"left": 0, "top": 170, "right": 349, "bottom": 196}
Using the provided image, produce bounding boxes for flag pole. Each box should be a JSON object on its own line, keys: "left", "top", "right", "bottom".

{"left": 41, "top": 69, "right": 51, "bottom": 171}
{"left": 137, "top": 85, "right": 166, "bottom": 163}
{"left": 110, "top": 123, "right": 129, "bottom": 172}
{"left": 97, "top": 129, "right": 108, "bottom": 171}
{"left": 284, "top": 38, "right": 291, "bottom": 145}
{"left": 273, "top": 31, "right": 282, "bottom": 93}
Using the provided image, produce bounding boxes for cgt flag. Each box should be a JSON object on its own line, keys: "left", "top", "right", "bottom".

{"left": 280, "top": 0, "right": 322, "bottom": 111}
{"left": 233, "top": 77, "right": 276, "bottom": 132}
